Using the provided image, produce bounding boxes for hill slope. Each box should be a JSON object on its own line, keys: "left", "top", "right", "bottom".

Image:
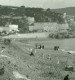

{"left": 51, "top": 7, "right": 75, "bottom": 16}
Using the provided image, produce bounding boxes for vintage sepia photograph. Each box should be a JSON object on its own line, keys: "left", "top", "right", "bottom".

{"left": 0, "top": 0, "right": 75, "bottom": 80}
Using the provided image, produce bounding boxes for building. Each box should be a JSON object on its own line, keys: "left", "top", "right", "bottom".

{"left": 9, "top": 24, "right": 19, "bottom": 32}
{"left": 0, "top": 24, "right": 19, "bottom": 34}
{"left": 29, "top": 22, "right": 69, "bottom": 33}
{"left": 43, "top": 23, "right": 58, "bottom": 32}
{"left": 29, "top": 22, "right": 57, "bottom": 32}
{"left": 27, "top": 17, "right": 35, "bottom": 25}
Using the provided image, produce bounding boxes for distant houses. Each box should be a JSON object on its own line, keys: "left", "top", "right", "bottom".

{"left": 0, "top": 14, "right": 70, "bottom": 37}
{"left": 0, "top": 16, "right": 35, "bottom": 34}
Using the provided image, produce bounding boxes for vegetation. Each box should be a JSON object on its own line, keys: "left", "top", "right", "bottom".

{"left": 0, "top": 5, "right": 75, "bottom": 35}
{"left": 52, "top": 7, "right": 75, "bottom": 16}
{"left": 25, "top": 8, "right": 64, "bottom": 23}
{"left": 0, "top": 5, "right": 65, "bottom": 33}
{"left": 49, "top": 31, "right": 69, "bottom": 39}
{"left": 0, "top": 5, "right": 65, "bottom": 24}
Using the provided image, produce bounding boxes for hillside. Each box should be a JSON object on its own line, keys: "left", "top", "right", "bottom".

{"left": 51, "top": 7, "right": 75, "bottom": 16}
{"left": 0, "top": 5, "right": 64, "bottom": 23}
{"left": 0, "top": 38, "right": 75, "bottom": 80}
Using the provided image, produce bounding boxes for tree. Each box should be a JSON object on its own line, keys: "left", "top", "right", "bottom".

{"left": 18, "top": 16, "right": 29, "bottom": 33}
{"left": 14, "top": 6, "right": 26, "bottom": 16}
{"left": 0, "top": 7, "right": 12, "bottom": 15}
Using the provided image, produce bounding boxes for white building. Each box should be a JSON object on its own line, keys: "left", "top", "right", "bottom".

{"left": 9, "top": 25, "right": 19, "bottom": 32}
{"left": 29, "top": 22, "right": 69, "bottom": 33}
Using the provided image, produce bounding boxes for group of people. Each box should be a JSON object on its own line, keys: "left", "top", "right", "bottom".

{"left": 29, "top": 45, "right": 60, "bottom": 57}
{"left": 28, "top": 44, "right": 71, "bottom": 80}
{"left": 35, "top": 44, "right": 44, "bottom": 49}
{"left": 28, "top": 44, "right": 45, "bottom": 57}
{"left": 35, "top": 44, "right": 60, "bottom": 51}
{"left": 54, "top": 46, "right": 59, "bottom": 51}
{"left": 28, "top": 48, "right": 36, "bottom": 56}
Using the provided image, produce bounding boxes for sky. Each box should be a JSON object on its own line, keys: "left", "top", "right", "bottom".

{"left": 0, "top": 0, "right": 75, "bottom": 9}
